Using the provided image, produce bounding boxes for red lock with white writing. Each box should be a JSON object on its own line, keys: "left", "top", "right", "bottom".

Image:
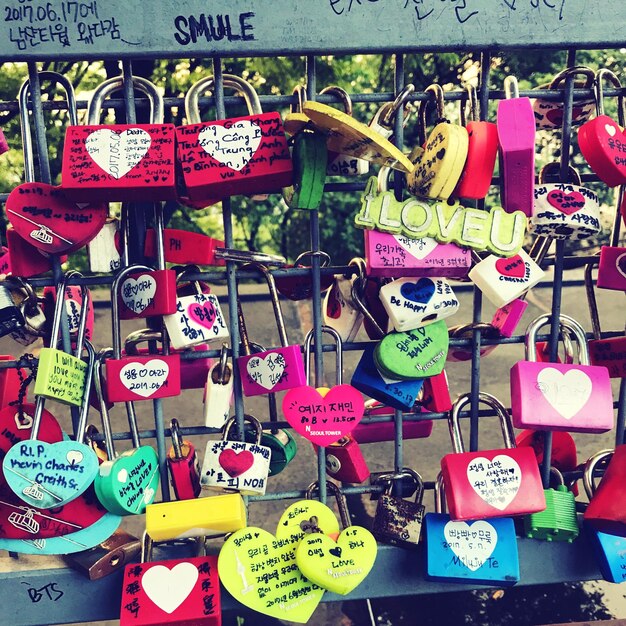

{"left": 440, "top": 392, "right": 545, "bottom": 521}
{"left": 511, "top": 314, "right": 614, "bottom": 433}
{"left": 177, "top": 74, "right": 292, "bottom": 202}
{"left": 62, "top": 76, "right": 176, "bottom": 202}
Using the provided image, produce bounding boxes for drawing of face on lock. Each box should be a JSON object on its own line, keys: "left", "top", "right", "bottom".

{"left": 531, "top": 66, "right": 596, "bottom": 130}
{"left": 93, "top": 350, "right": 160, "bottom": 516}
{"left": 5, "top": 72, "right": 108, "bottom": 256}
{"left": 201, "top": 415, "right": 271, "bottom": 496}
{"left": 408, "top": 84, "right": 469, "bottom": 201}
{"left": 162, "top": 265, "right": 229, "bottom": 350}
{"left": 578, "top": 69, "right": 626, "bottom": 188}
{"left": 61, "top": 75, "right": 177, "bottom": 202}
{"left": 177, "top": 74, "right": 293, "bottom": 203}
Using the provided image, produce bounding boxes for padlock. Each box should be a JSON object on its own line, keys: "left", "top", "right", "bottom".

{"left": 497, "top": 76, "right": 536, "bottom": 216}
{"left": 117, "top": 206, "right": 177, "bottom": 320}
{"left": 163, "top": 266, "right": 229, "bottom": 350}
{"left": 204, "top": 344, "right": 233, "bottom": 430}
{"left": 120, "top": 532, "right": 221, "bottom": 626}
{"left": 491, "top": 298, "right": 529, "bottom": 338}
{"left": 532, "top": 66, "right": 596, "bottom": 130}
{"left": 510, "top": 313, "right": 614, "bottom": 433}
{"left": 446, "top": 323, "right": 499, "bottom": 363}
{"left": 323, "top": 258, "right": 365, "bottom": 342}
{"left": 425, "top": 473, "right": 520, "bottom": 585}
{"left": 0, "top": 356, "right": 27, "bottom": 410}
{"left": 179, "top": 343, "right": 214, "bottom": 391}
{"left": 373, "top": 319, "right": 450, "bottom": 381}
{"left": 516, "top": 430, "right": 578, "bottom": 481}
{"left": 523, "top": 468, "right": 579, "bottom": 543}
{"left": 33, "top": 272, "right": 88, "bottom": 407}
{"left": 274, "top": 250, "right": 335, "bottom": 301}
{"left": 352, "top": 343, "right": 424, "bottom": 411}
{"left": 6, "top": 226, "right": 63, "bottom": 278}
{"left": 93, "top": 350, "right": 160, "bottom": 516}
{"left": 0, "top": 280, "right": 26, "bottom": 338}
{"left": 351, "top": 268, "right": 391, "bottom": 341}
{"left": 62, "top": 75, "right": 176, "bottom": 201}
{"left": 87, "top": 216, "right": 121, "bottom": 274}
{"left": 65, "top": 529, "right": 142, "bottom": 580}
{"left": 596, "top": 180, "right": 626, "bottom": 291}
{"left": 379, "top": 276, "right": 460, "bottom": 331}
{"left": 578, "top": 69, "right": 626, "bottom": 187}
{"left": 201, "top": 415, "right": 271, "bottom": 496}
{"left": 177, "top": 73, "right": 293, "bottom": 202}
{"left": 6, "top": 72, "right": 108, "bottom": 255}
{"left": 236, "top": 264, "right": 305, "bottom": 396}
{"left": 318, "top": 434, "right": 370, "bottom": 484}
{"left": 440, "top": 392, "right": 546, "bottom": 521}
{"left": 586, "top": 261, "right": 626, "bottom": 378}
{"left": 9, "top": 277, "right": 48, "bottom": 347}
{"left": 144, "top": 228, "right": 226, "bottom": 267}
{"left": 353, "top": 401, "right": 433, "bottom": 442}
{"left": 167, "top": 418, "right": 201, "bottom": 501}
{"left": 371, "top": 468, "right": 425, "bottom": 548}
{"left": 584, "top": 446, "right": 626, "bottom": 536}
{"left": 455, "top": 84, "right": 499, "bottom": 200}
{"left": 0, "top": 245, "right": 10, "bottom": 276}
{"left": 43, "top": 282, "right": 94, "bottom": 346}
{"left": 85, "top": 425, "right": 110, "bottom": 465}
{"left": 282, "top": 326, "right": 365, "bottom": 448}
{"left": 469, "top": 248, "right": 545, "bottom": 308}
{"left": 4, "top": 339, "right": 98, "bottom": 510}
{"left": 408, "top": 84, "right": 469, "bottom": 200}
{"left": 419, "top": 369, "right": 453, "bottom": 413}
{"left": 367, "top": 84, "right": 415, "bottom": 142}
{"left": 583, "top": 450, "right": 626, "bottom": 582}
{"left": 529, "top": 162, "right": 601, "bottom": 240}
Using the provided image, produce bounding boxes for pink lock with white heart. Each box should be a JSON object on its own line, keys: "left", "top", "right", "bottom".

{"left": 510, "top": 313, "right": 614, "bottom": 433}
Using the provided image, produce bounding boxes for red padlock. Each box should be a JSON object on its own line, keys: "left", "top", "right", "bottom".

{"left": 6, "top": 227, "right": 67, "bottom": 277}
{"left": 419, "top": 370, "right": 453, "bottom": 413}
{"left": 62, "top": 76, "right": 177, "bottom": 202}
{"left": 177, "top": 74, "right": 293, "bottom": 202}
{"left": 455, "top": 84, "right": 499, "bottom": 200}
{"left": 167, "top": 419, "right": 201, "bottom": 501}
{"left": 315, "top": 434, "right": 370, "bottom": 483}
{"left": 274, "top": 251, "right": 335, "bottom": 301}
{"left": 578, "top": 69, "right": 626, "bottom": 188}
{"left": 144, "top": 229, "right": 225, "bottom": 267}
{"left": 440, "top": 392, "right": 546, "bottom": 521}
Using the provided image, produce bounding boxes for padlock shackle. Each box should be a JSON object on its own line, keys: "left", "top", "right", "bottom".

{"left": 549, "top": 65, "right": 595, "bottom": 90}
{"left": 141, "top": 530, "right": 153, "bottom": 563}
{"left": 584, "top": 259, "right": 602, "bottom": 341}
{"left": 94, "top": 348, "right": 116, "bottom": 458}
{"left": 304, "top": 325, "right": 343, "bottom": 386}
{"left": 320, "top": 85, "right": 353, "bottom": 116}
{"left": 110, "top": 264, "right": 155, "bottom": 359}
{"left": 170, "top": 418, "right": 184, "bottom": 460}
{"left": 290, "top": 84, "right": 307, "bottom": 114}
{"left": 460, "top": 84, "right": 480, "bottom": 126}
{"left": 379, "top": 467, "right": 425, "bottom": 504}
{"left": 418, "top": 83, "right": 446, "bottom": 145}
{"left": 538, "top": 162, "right": 582, "bottom": 186}
{"left": 434, "top": 472, "right": 447, "bottom": 514}
{"left": 185, "top": 74, "right": 262, "bottom": 124}
{"left": 224, "top": 414, "right": 263, "bottom": 444}
{"left": 152, "top": 203, "right": 167, "bottom": 272}
{"left": 381, "top": 83, "right": 415, "bottom": 129}
{"left": 305, "top": 480, "right": 352, "bottom": 529}
{"left": 211, "top": 343, "right": 232, "bottom": 386}
{"left": 583, "top": 448, "right": 614, "bottom": 501}
{"left": 449, "top": 392, "right": 516, "bottom": 454}
{"left": 87, "top": 75, "right": 164, "bottom": 124}
{"left": 18, "top": 71, "right": 78, "bottom": 184}
{"left": 124, "top": 328, "right": 171, "bottom": 357}
{"left": 175, "top": 264, "right": 205, "bottom": 297}
{"left": 349, "top": 257, "right": 386, "bottom": 340}
{"left": 593, "top": 69, "right": 624, "bottom": 123}
{"left": 524, "top": 313, "right": 590, "bottom": 364}
{"left": 74, "top": 340, "right": 96, "bottom": 444}
{"left": 251, "top": 263, "right": 290, "bottom": 347}
{"left": 504, "top": 75, "right": 520, "bottom": 100}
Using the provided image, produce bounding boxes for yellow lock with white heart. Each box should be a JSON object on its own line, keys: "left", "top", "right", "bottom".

{"left": 408, "top": 84, "right": 469, "bottom": 200}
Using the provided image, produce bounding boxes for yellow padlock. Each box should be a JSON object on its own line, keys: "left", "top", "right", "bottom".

{"left": 145, "top": 493, "right": 247, "bottom": 542}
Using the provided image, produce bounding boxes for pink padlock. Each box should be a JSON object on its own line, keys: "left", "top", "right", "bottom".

{"left": 497, "top": 76, "right": 536, "bottom": 217}
{"left": 511, "top": 313, "right": 614, "bottom": 433}
{"left": 420, "top": 370, "right": 453, "bottom": 413}
{"left": 491, "top": 298, "right": 529, "bottom": 337}
{"left": 364, "top": 230, "right": 471, "bottom": 278}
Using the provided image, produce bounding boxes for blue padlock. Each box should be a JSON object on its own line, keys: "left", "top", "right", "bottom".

{"left": 351, "top": 344, "right": 423, "bottom": 410}
{"left": 425, "top": 474, "right": 520, "bottom": 585}
{"left": 584, "top": 450, "right": 626, "bottom": 583}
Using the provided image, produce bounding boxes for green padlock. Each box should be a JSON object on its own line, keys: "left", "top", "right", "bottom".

{"left": 523, "top": 468, "right": 579, "bottom": 542}
{"left": 34, "top": 271, "right": 88, "bottom": 407}
{"left": 282, "top": 126, "right": 328, "bottom": 210}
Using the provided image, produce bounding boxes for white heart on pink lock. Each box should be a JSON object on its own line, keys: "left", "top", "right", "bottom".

{"left": 392, "top": 235, "right": 438, "bottom": 261}
{"left": 85, "top": 128, "right": 152, "bottom": 178}
{"left": 246, "top": 354, "right": 286, "bottom": 391}
{"left": 198, "top": 120, "right": 262, "bottom": 171}
{"left": 120, "top": 359, "right": 169, "bottom": 398}
{"left": 282, "top": 385, "right": 365, "bottom": 447}
{"left": 536, "top": 367, "right": 592, "bottom": 420}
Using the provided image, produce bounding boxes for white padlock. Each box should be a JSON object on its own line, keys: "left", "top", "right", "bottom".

{"left": 201, "top": 415, "right": 271, "bottom": 496}
{"left": 87, "top": 217, "right": 121, "bottom": 273}
{"left": 468, "top": 248, "right": 545, "bottom": 308}
{"left": 379, "top": 277, "right": 460, "bottom": 332}
{"left": 204, "top": 349, "right": 233, "bottom": 429}
{"left": 163, "top": 270, "right": 229, "bottom": 350}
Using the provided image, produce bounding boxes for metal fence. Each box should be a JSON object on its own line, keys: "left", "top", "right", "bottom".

{"left": 1, "top": 2, "right": 626, "bottom": 624}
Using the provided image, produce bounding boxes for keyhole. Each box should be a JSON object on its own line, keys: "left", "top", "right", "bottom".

{"left": 109, "top": 555, "right": 121, "bottom": 567}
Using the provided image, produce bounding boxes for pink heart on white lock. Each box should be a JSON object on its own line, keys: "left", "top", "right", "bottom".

{"left": 536, "top": 367, "right": 592, "bottom": 419}
{"left": 392, "top": 235, "right": 438, "bottom": 261}
{"left": 282, "top": 385, "right": 365, "bottom": 447}
{"left": 467, "top": 455, "right": 521, "bottom": 510}
{"left": 198, "top": 120, "right": 262, "bottom": 171}
{"left": 142, "top": 562, "right": 198, "bottom": 614}
{"left": 85, "top": 128, "right": 152, "bottom": 178}
{"left": 443, "top": 520, "right": 498, "bottom": 571}
{"left": 120, "top": 359, "right": 170, "bottom": 398}
{"left": 186, "top": 301, "right": 217, "bottom": 331}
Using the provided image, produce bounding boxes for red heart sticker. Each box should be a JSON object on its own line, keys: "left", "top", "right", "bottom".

{"left": 219, "top": 449, "right": 255, "bottom": 477}
{"left": 5, "top": 182, "right": 108, "bottom": 254}
{"left": 547, "top": 189, "right": 585, "bottom": 215}
{"left": 495, "top": 255, "right": 526, "bottom": 278}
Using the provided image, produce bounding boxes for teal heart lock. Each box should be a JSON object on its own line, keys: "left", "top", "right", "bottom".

{"left": 3, "top": 319, "right": 99, "bottom": 510}
{"left": 373, "top": 319, "right": 450, "bottom": 380}
{"left": 0, "top": 512, "right": 121, "bottom": 555}
{"left": 93, "top": 350, "right": 160, "bottom": 516}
